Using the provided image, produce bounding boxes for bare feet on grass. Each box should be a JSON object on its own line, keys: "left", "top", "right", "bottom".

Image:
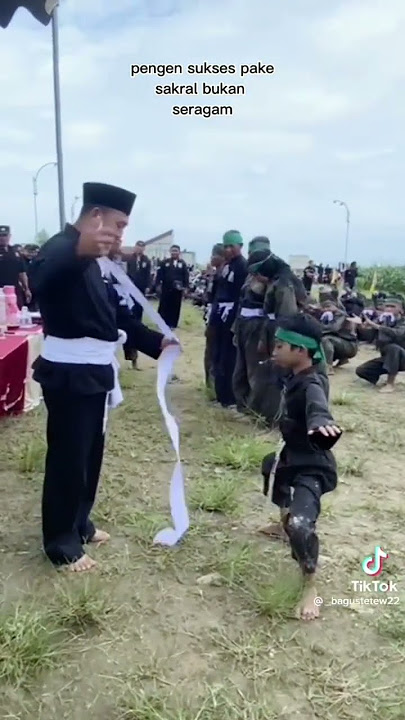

{"left": 89, "top": 529, "right": 111, "bottom": 546}
{"left": 258, "top": 522, "right": 289, "bottom": 543}
{"left": 67, "top": 554, "right": 97, "bottom": 572}
{"left": 295, "top": 582, "right": 321, "bottom": 621}
{"left": 379, "top": 384, "right": 394, "bottom": 394}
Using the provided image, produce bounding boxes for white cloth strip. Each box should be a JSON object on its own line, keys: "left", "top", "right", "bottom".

{"left": 240, "top": 307, "right": 264, "bottom": 318}
{"left": 97, "top": 257, "right": 189, "bottom": 547}
{"left": 218, "top": 301, "right": 234, "bottom": 322}
{"left": 267, "top": 313, "right": 276, "bottom": 320}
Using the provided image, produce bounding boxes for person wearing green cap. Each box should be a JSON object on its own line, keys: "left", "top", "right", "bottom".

{"left": 356, "top": 295, "right": 405, "bottom": 393}
{"left": 232, "top": 248, "right": 270, "bottom": 414}
{"left": 248, "top": 235, "right": 270, "bottom": 256}
{"left": 246, "top": 251, "right": 308, "bottom": 425}
{"left": 204, "top": 244, "right": 225, "bottom": 388}
{"left": 260, "top": 313, "right": 342, "bottom": 621}
{"left": 209, "top": 230, "right": 248, "bottom": 407}
{"left": 319, "top": 299, "right": 358, "bottom": 375}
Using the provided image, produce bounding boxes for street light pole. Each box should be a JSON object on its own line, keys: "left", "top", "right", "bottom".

{"left": 333, "top": 199, "right": 350, "bottom": 268}
{"left": 51, "top": 3, "right": 66, "bottom": 230}
{"left": 33, "top": 162, "right": 57, "bottom": 239}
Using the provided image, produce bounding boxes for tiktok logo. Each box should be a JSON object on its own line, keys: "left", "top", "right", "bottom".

{"left": 362, "top": 546, "right": 389, "bottom": 577}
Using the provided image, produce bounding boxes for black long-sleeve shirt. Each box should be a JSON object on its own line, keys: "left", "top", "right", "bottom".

{"left": 156, "top": 258, "right": 189, "bottom": 293}
{"left": 278, "top": 366, "right": 341, "bottom": 489}
{"left": 126, "top": 254, "right": 151, "bottom": 294}
{"left": 210, "top": 255, "right": 248, "bottom": 327}
{"left": 29, "top": 224, "right": 163, "bottom": 394}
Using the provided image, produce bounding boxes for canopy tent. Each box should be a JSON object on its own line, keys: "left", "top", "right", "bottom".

{"left": 0, "top": 0, "right": 66, "bottom": 230}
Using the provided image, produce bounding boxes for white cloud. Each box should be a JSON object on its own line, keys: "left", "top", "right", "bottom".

{"left": 65, "top": 122, "right": 108, "bottom": 149}
{"left": 335, "top": 148, "right": 395, "bottom": 163}
{"left": 315, "top": 0, "right": 405, "bottom": 52}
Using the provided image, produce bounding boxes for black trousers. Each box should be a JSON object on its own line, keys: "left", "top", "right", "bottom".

{"left": 124, "top": 301, "right": 143, "bottom": 361}
{"left": 232, "top": 318, "right": 264, "bottom": 413}
{"left": 322, "top": 336, "right": 357, "bottom": 366}
{"left": 212, "top": 324, "right": 237, "bottom": 406}
{"left": 356, "top": 343, "right": 405, "bottom": 385}
{"left": 263, "top": 454, "right": 322, "bottom": 575}
{"left": 158, "top": 289, "right": 182, "bottom": 329}
{"left": 204, "top": 325, "right": 217, "bottom": 386}
{"left": 42, "top": 388, "right": 107, "bottom": 565}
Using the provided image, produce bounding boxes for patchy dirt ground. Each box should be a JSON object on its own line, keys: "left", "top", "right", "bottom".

{"left": 1, "top": 303, "right": 405, "bottom": 720}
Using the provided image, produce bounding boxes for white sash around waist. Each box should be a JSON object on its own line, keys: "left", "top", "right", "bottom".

{"left": 240, "top": 307, "right": 264, "bottom": 318}
{"left": 41, "top": 332, "right": 127, "bottom": 408}
{"left": 218, "top": 301, "right": 234, "bottom": 322}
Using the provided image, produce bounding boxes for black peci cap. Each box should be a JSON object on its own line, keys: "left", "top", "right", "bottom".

{"left": 0, "top": 225, "right": 10, "bottom": 235}
{"left": 83, "top": 183, "right": 136, "bottom": 216}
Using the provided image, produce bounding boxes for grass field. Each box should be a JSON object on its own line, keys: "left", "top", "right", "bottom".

{"left": 1, "top": 303, "right": 405, "bottom": 719}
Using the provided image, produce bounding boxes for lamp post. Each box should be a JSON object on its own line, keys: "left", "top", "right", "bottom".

{"left": 51, "top": 3, "right": 66, "bottom": 230}
{"left": 333, "top": 199, "right": 350, "bottom": 269}
{"left": 33, "top": 162, "right": 57, "bottom": 239}
{"left": 70, "top": 195, "right": 80, "bottom": 222}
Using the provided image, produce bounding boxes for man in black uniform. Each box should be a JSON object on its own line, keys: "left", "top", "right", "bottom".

{"left": 156, "top": 244, "right": 189, "bottom": 329}
{"left": 320, "top": 301, "right": 358, "bottom": 375}
{"left": 246, "top": 251, "right": 308, "bottom": 425}
{"left": 209, "top": 230, "right": 248, "bottom": 408}
{"left": 232, "top": 245, "right": 270, "bottom": 414}
{"left": 29, "top": 182, "right": 175, "bottom": 572}
{"left": 0, "top": 225, "right": 31, "bottom": 307}
{"left": 125, "top": 241, "right": 151, "bottom": 319}
{"left": 204, "top": 243, "right": 225, "bottom": 388}
{"left": 302, "top": 260, "right": 316, "bottom": 294}
{"left": 123, "top": 240, "right": 151, "bottom": 368}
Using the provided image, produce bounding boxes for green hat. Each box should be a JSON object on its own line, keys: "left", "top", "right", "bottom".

{"left": 211, "top": 243, "right": 224, "bottom": 256}
{"left": 248, "top": 236, "right": 270, "bottom": 255}
{"left": 223, "top": 230, "right": 243, "bottom": 247}
{"left": 385, "top": 295, "right": 405, "bottom": 309}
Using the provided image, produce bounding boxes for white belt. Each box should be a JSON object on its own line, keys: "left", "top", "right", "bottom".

{"left": 218, "top": 301, "right": 234, "bottom": 322}
{"left": 41, "top": 332, "right": 127, "bottom": 409}
{"left": 240, "top": 307, "right": 264, "bottom": 318}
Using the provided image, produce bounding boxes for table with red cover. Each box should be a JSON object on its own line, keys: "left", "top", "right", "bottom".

{"left": 0, "top": 327, "right": 43, "bottom": 418}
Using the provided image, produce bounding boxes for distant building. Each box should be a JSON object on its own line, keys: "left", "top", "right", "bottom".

{"left": 122, "top": 230, "right": 195, "bottom": 265}
{"left": 121, "top": 230, "right": 174, "bottom": 260}
{"left": 289, "top": 254, "right": 310, "bottom": 276}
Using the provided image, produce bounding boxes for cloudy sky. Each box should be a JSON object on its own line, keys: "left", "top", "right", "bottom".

{"left": 0, "top": 0, "right": 404, "bottom": 264}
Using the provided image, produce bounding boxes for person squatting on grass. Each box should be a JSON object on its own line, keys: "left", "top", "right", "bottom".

{"left": 260, "top": 314, "right": 342, "bottom": 621}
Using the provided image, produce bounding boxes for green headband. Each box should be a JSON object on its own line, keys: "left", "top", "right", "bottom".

{"left": 275, "top": 328, "right": 326, "bottom": 364}
{"left": 223, "top": 230, "right": 243, "bottom": 247}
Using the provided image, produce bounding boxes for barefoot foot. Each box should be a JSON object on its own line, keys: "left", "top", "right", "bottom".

{"left": 295, "top": 584, "right": 321, "bottom": 621}
{"left": 67, "top": 554, "right": 97, "bottom": 572}
{"left": 379, "top": 384, "right": 394, "bottom": 394}
{"left": 258, "top": 522, "right": 289, "bottom": 543}
{"left": 89, "top": 529, "right": 111, "bottom": 546}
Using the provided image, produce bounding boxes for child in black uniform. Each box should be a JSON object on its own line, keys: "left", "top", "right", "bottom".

{"left": 261, "top": 314, "right": 342, "bottom": 620}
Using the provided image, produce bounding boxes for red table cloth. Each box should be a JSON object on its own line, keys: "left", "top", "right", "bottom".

{"left": 0, "top": 328, "right": 43, "bottom": 418}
